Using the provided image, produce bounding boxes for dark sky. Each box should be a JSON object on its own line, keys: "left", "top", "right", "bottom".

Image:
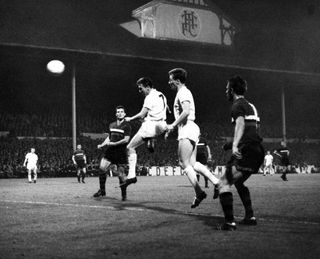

{"left": 0, "top": 0, "right": 319, "bottom": 130}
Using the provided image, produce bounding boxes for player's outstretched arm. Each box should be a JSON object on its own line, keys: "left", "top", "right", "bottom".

{"left": 97, "top": 137, "right": 110, "bottom": 149}
{"left": 125, "top": 107, "right": 148, "bottom": 122}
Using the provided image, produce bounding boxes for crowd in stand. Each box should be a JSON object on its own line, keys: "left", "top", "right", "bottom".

{"left": 0, "top": 112, "right": 319, "bottom": 178}
{"left": 1, "top": 112, "right": 319, "bottom": 140}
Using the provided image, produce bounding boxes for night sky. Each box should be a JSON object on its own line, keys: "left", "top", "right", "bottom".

{"left": 0, "top": 0, "right": 319, "bottom": 131}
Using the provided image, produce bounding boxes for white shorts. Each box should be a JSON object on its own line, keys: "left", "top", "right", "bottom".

{"left": 27, "top": 164, "right": 37, "bottom": 171}
{"left": 137, "top": 120, "right": 167, "bottom": 139}
{"left": 177, "top": 120, "right": 200, "bottom": 143}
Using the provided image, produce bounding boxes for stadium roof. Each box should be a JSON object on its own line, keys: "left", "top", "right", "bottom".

{"left": 1, "top": 0, "right": 320, "bottom": 79}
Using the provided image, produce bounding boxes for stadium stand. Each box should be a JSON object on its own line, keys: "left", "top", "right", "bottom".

{"left": 0, "top": 111, "right": 319, "bottom": 178}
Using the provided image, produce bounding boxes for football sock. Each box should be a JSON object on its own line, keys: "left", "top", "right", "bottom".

{"left": 184, "top": 165, "right": 203, "bottom": 196}
{"left": 99, "top": 173, "right": 107, "bottom": 191}
{"left": 236, "top": 185, "right": 253, "bottom": 218}
{"left": 219, "top": 192, "right": 234, "bottom": 222}
{"left": 194, "top": 162, "right": 219, "bottom": 185}
{"left": 118, "top": 176, "right": 124, "bottom": 185}
{"left": 127, "top": 152, "right": 137, "bottom": 179}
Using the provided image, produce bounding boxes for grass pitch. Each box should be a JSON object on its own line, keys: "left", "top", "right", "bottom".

{"left": 0, "top": 174, "right": 319, "bottom": 259}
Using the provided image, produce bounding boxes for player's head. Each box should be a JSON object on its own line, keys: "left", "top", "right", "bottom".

{"left": 267, "top": 150, "right": 270, "bottom": 155}
{"left": 76, "top": 144, "right": 82, "bottom": 150}
{"left": 115, "top": 105, "right": 126, "bottom": 120}
{"left": 281, "top": 141, "right": 286, "bottom": 147}
{"left": 226, "top": 75, "right": 247, "bottom": 101}
{"left": 136, "top": 77, "right": 153, "bottom": 96}
{"left": 31, "top": 148, "right": 35, "bottom": 153}
{"left": 168, "top": 68, "right": 187, "bottom": 89}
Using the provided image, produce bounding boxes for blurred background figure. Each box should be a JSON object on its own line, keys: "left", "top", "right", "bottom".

{"left": 23, "top": 147, "right": 38, "bottom": 183}
{"left": 72, "top": 144, "right": 87, "bottom": 183}
{"left": 274, "top": 141, "right": 290, "bottom": 181}
{"left": 263, "top": 150, "right": 274, "bottom": 176}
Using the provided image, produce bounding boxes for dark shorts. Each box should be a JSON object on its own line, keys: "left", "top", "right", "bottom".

{"left": 104, "top": 147, "right": 128, "bottom": 165}
{"left": 196, "top": 153, "right": 207, "bottom": 165}
{"left": 280, "top": 158, "right": 290, "bottom": 167}
{"left": 76, "top": 160, "right": 86, "bottom": 169}
{"left": 228, "top": 142, "right": 264, "bottom": 174}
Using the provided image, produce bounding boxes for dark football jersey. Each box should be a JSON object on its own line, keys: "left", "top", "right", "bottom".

{"left": 276, "top": 147, "right": 290, "bottom": 163}
{"left": 73, "top": 149, "right": 85, "bottom": 161}
{"left": 108, "top": 120, "right": 132, "bottom": 147}
{"left": 231, "top": 97, "right": 262, "bottom": 144}
{"left": 197, "top": 137, "right": 208, "bottom": 155}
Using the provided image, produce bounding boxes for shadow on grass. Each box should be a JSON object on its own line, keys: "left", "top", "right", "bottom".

{"left": 98, "top": 198, "right": 224, "bottom": 229}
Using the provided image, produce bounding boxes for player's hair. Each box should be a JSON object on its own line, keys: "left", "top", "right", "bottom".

{"left": 136, "top": 77, "right": 153, "bottom": 88}
{"left": 228, "top": 75, "right": 247, "bottom": 95}
{"left": 168, "top": 68, "right": 187, "bottom": 83}
{"left": 116, "top": 105, "right": 126, "bottom": 112}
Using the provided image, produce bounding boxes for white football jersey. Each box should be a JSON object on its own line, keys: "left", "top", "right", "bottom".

{"left": 264, "top": 154, "right": 273, "bottom": 166}
{"left": 25, "top": 153, "right": 38, "bottom": 167}
{"left": 143, "top": 89, "right": 167, "bottom": 121}
{"left": 173, "top": 86, "right": 196, "bottom": 122}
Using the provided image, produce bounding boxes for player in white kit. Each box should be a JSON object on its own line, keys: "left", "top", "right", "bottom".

{"left": 23, "top": 148, "right": 39, "bottom": 183}
{"left": 123, "top": 77, "right": 168, "bottom": 187}
{"left": 166, "top": 68, "right": 219, "bottom": 208}
{"left": 263, "top": 151, "right": 274, "bottom": 176}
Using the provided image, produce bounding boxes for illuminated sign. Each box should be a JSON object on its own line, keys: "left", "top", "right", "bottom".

{"left": 121, "top": 0, "right": 238, "bottom": 45}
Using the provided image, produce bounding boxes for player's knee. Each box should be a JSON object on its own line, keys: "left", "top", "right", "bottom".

{"left": 219, "top": 183, "right": 231, "bottom": 194}
{"left": 127, "top": 147, "right": 136, "bottom": 155}
{"left": 179, "top": 160, "right": 189, "bottom": 170}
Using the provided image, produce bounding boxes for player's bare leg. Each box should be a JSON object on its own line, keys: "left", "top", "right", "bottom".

{"left": 215, "top": 166, "right": 236, "bottom": 230}
{"left": 28, "top": 169, "right": 32, "bottom": 183}
{"left": 123, "top": 134, "right": 144, "bottom": 187}
{"left": 93, "top": 158, "right": 111, "bottom": 197}
{"left": 117, "top": 165, "right": 128, "bottom": 201}
{"left": 179, "top": 139, "right": 207, "bottom": 208}
{"left": 77, "top": 170, "right": 81, "bottom": 183}
{"left": 33, "top": 169, "right": 37, "bottom": 183}
{"left": 193, "top": 162, "right": 219, "bottom": 185}
{"left": 81, "top": 168, "right": 86, "bottom": 183}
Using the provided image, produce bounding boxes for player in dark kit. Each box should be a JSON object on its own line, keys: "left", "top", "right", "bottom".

{"left": 215, "top": 75, "right": 264, "bottom": 231}
{"left": 93, "top": 105, "right": 132, "bottom": 201}
{"left": 72, "top": 144, "right": 87, "bottom": 183}
{"left": 196, "top": 136, "right": 212, "bottom": 188}
{"left": 274, "top": 141, "right": 290, "bottom": 181}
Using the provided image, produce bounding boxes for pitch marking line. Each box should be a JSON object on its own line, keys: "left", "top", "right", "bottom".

{"left": 1, "top": 199, "right": 144, "bottom": 212}
{"left": 1, "top": 199, "right": 319, "bottom": 226}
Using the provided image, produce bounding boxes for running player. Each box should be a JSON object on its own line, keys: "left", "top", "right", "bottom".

{"left": 72, "top": 144, "right": 87, "bottom": 183}
{"left": 215, "top": 75, "right": 264, "bottom": 230}
{"left": 123, "top": 77, "right": 168, "bottom": 188}
{"left": 23, "top": 148, "right": 38, "bottom": 183}
{"left": 93, "top": 105, "right": 132, "bottom": 201}
{"left": 166, "top": 68, "right": 219, "bottom": 209}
